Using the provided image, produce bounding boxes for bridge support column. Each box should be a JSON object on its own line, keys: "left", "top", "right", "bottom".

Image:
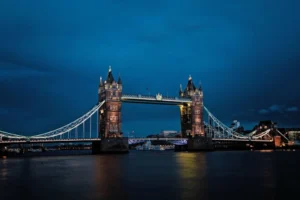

{"left": 98, "top": 66, "right": 124, "bottom": 139}
{"left": 187, "top": 137, "right": 214, "bottom": 151}
{"left": 0, "top": 144, "right": 8, "bottom": 158}
{"left": 95, "top": 66, "right": 129, "bottom": 153}
{"left": 191, "top": 88, "right": 205, "bottom": 137}
{"left": 178, "top": 75, "right": 205, "bottom": 137}
{"left": 92, "top": 138, "right": 129, "bottom": 154}
{"left": 179, "top": 104, "right": 192, "bottom": 137}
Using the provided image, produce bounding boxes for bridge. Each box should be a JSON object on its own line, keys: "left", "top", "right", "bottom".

{"left": 0, "top": 66, "right": 288, "bottom": 153}
{"left": 121, "top": 94, "right": 192, "bottom": 105}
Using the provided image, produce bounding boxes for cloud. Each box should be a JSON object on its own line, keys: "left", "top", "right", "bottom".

{"left": 0, "top": 51, "right": 61, "bottom": 76}
{"left": 259, "top": 104, "right": 299, "bottom": 114}
{"left": 286, "top": 107, "right": 299, "bottom": 112}
{"left": 259, "top": 109, "right": 269, "bottom": 114}
{"left": 268, "top": 104, "right": 283, "bottom": 112}
{"left": 0, "top": 68, "right": 47, "bottom": 80}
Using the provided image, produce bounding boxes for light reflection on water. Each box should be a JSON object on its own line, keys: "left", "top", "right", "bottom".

{"left": 175, "top": 152, "right": 208, "bottom": 199}
{"left": 0, "top": 159, "right": 8, "bottom": 181}
{"left": 0, "top": 151, "right": 299, "bottom": 200}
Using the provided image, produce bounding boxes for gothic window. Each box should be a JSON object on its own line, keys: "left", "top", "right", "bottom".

{"left": 109, "top": 124, "right": 118, "bottom": 132}
{"left": 113, "top": 125, "right": 118, "bottom": 131}
{"left": 110, "top": 116, "right": 118, "bottom": 122}
{"left": 194, "top": 110, "right": 200, "bottom": 114}
{"left": 110, "top": 105, "right": 118, "bottom": 111}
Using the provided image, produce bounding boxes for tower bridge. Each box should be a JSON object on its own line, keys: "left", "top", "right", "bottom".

{"left": 0, "top": 66, "right": 284, "bottom": 154}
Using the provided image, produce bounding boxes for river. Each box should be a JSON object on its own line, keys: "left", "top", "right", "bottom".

{"left": 0, "top": 150, "right": 299, "bottom": 200}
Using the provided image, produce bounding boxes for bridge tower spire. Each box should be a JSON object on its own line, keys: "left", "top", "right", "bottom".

{"left": 117, "top": 74, "right": 122, "bottom": 85}
{"left": 179, "top": 75, "right": 204, "bottom": 137}
{"left": 179, "top": 84, "right": 184, "bottom": 97}
{"left": 198, "top": 81, "right": 202, "bottom": 92}
{"left": 98, "top": 66, "right": 123, "bottom": 139}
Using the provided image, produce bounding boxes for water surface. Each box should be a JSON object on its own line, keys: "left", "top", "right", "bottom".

{"left": 0, "top": 150, "right": 299, "bottom": 200}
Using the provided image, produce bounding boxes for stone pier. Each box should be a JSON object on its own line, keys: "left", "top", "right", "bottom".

{"left": 92, "top": 137, "right": 129, "bottom": 154}
{"left": 187, "top": 136, "right": 214, "bottom": 151}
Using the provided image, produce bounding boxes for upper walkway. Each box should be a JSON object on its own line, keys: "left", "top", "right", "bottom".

{"left": 121, "top": 94, "right": 192, "bottom": 105}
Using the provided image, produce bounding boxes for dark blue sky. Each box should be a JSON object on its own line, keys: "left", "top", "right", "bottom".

{"left": 0, "top": 0, "right": 300, "bottom": 136}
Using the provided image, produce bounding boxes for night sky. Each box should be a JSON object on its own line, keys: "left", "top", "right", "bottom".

{"left": 1, "top": 0, "right": 300, "bottom": 136}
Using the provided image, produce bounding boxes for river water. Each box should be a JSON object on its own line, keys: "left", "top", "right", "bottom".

{"left": 0, "top": 150, "right": 299, "bottom": 200}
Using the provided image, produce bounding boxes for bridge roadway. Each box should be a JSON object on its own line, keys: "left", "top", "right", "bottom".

{"left": 132, "top": 138, "right": 273, "bottom": 143}
{"left": 121, "top": 94, "right": 192, "bottom": 105}
{"left": 0, "top": 137, "right": 273, "bottom": 145}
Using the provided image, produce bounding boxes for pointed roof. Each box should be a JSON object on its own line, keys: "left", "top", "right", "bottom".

{"left": 179, "top": 84, "right": 184, "bottom": 96}
{"left": 186, "top": 75, "right": 196, "bottom": 91}
{"left": 198, "top": 81, "right": 202, "bottom": 91}
{"left": 100, "top": 76, "right": 103, "bottom": 86}
{"left": 117, "top": 74, "right": 122, "bottom": 84}
{"left": 106, "top": 66, "right": 114, "bottom": 83}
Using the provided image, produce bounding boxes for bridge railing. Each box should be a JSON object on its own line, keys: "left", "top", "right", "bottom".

{"left": 122, "top": 94, "right": 191, "bottom": 103}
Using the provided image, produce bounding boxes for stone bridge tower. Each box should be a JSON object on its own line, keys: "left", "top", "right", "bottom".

{"left": 179, "top": 75, "right": 204, "bottom": 137}
{"left": 98, "top": 66, "right": 123, "bottom": 139}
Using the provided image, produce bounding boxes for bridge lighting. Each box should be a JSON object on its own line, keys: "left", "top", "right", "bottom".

{"left": 0, "top": 72, "right": 287, "bottom": 145}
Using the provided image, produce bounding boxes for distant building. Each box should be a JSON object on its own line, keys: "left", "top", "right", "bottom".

{"left": 278, "top": 128, "right": 300, "bottom": 141}
{"left": 230, "top": 120, "right": 241, "bottom": 129}
{"left": 256, "top": 120, "right": 277, "bottom": 131}
{"left": 230, "top": 120, "right": 244, "bottom": 133}
{"left": 159, "top": 130, "right": 179, "bottom": 138}
{"left": 274, "top": 136, "right": 282, "bottom": 147}
{"left": 146, "top": 134, "right": 159, "bottom": 138}
{"left": 146, "top": 130, "right": 180, "bottom": 138}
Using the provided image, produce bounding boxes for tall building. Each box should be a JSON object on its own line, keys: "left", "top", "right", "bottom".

{"left": 98, "top": 66, "right": 123, "bottom": 138}
{"left": 179, "top": 75, "right": 204, "bottom": 137}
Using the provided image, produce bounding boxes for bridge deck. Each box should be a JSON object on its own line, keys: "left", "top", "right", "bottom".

{"left": 121, "top": 95, "right": 192, "bottom": 105}
{"left": 0, "top": 137, "right": 273, "bottom": 145}
{"left": 0, "top": 138, "right": 102, "bottom": 144}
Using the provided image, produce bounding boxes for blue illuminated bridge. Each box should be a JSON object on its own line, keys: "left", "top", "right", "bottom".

{"left": 0, "top": 94, "right": 288, "bottom": 145}
{"left": 0, "top": 66, "right": 290, "bottom": 149}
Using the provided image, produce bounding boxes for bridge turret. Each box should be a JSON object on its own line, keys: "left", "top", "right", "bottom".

{"left": 198, "top": 81, "right": 202, "bottom": 92}
{"left": 106, "top": 66, "right": 115, "bottom": 84}
{"left": 100, "top": 76, "right": 104, "bottom": 87}
{"left": 183, "top": 75, "right": 196, "bottom": 97}
{"left": 117, "top": 74, "right": 122, "bottom": 85}
{"left": 98, "top": 76, "right": 104, "bottom": 101}
{"left": 191, "top": 85, "right": 204, "bottom": 137}
{"left": 179, "top": 75, "right": 204, "bottom": 138}
{"left": 98, "top": 66, "right": 123, "bottom": 139}
{"left": 179, "top": 84, "right": 184, "bottom": 97}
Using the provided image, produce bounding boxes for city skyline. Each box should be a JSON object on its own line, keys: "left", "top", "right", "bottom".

{"left": 1, "top": 0, "right": 300, "bottom": 136}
